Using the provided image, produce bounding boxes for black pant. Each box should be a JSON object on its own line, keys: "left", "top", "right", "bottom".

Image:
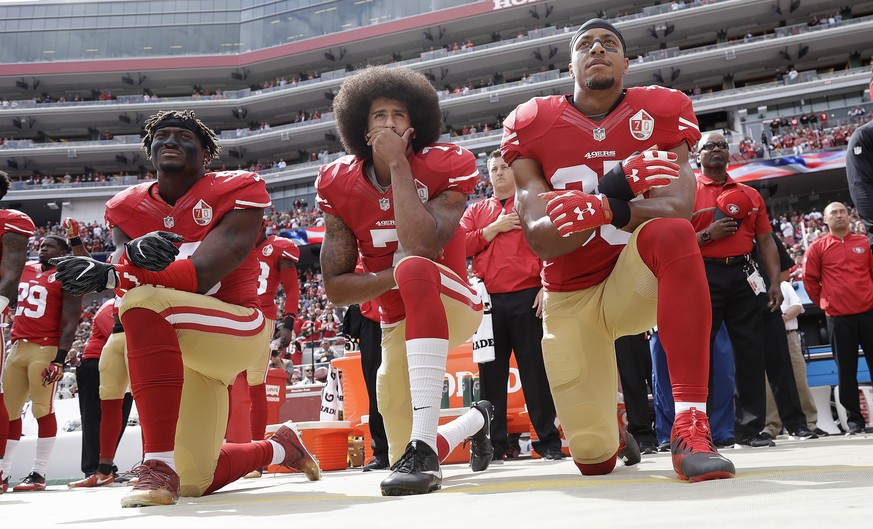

{"left": 827, "top": 310, "right": 873, "bottom": 427}
{"left": 76, "top": 358, "right": 133, "bottom": 475}
{"left": 761, "top": 309, "right": 807, "bottom": 433}
{"left": 705, "top": 260, "right": 766, "bottom": 441}
{"left": 359, "top": 315, "right": 388, "bottom": 458}
{"left": 615, "top": 333, "right": 655, "bottom": 443}
{"left": 478, "top": 287, "right": 560, "bottom": 457}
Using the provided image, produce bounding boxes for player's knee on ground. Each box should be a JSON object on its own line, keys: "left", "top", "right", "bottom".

{"left": 565, "top": 405, "right": 617, "bottom": 464}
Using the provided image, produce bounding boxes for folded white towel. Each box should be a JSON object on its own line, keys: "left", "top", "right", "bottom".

{"left": 470, "top": 278, "right": 496, "bottom": 364}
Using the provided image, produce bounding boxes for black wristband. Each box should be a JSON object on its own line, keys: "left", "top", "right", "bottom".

{"left": 112, "top": 322, "right": 125, "bottom": 334}
{"left": 283, "top": 314, "right": 296, "bottom": 329}
{"left": 606, "top": 198, "right": 632, "bottom": 229}
{"left": 53, "top": 348, "right": 69, "bottom": 365}
{"left": 599, "top": 162, "right": 635, "bottom": 201}
{"left": 68, "top": 236, "right": 83, "bottom": 246}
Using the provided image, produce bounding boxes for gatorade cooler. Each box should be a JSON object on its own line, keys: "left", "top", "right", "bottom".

{"left": 266, "top": 421, "right": 353, "bottom": 473}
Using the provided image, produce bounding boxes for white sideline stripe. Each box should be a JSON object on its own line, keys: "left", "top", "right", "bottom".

{"left": 165, "top": 310, "right": 265, "bottom": 331}
{"left": 440, "top": 271, "right": 481, "bottom": 304}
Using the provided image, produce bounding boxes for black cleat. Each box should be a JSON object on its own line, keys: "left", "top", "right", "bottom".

{"left": 618, "top": 427, "right": 641, "bottom": 466}
{"left": 468, "top": 400, "right": 494, "bottom": 472}
{"left": 380, "top": 440, "right": 442, "bottom": 496}
{"left": 362, "top": 454, "right": 389, "bottom": 472}
{"left": 541, "top": 448, "right": 566, "bottom": 460}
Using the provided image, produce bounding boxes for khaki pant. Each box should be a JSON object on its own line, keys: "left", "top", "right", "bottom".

{"left": 541, "top": 223, "right": 659, "bottom": 464}
{"left": 764, "top": 330, "right": 819, "bottom": 435}
{"left": 119, "top": 286, "right": 271, "bottom": 497}
{"left": 99, "top": 332, "right": 129, "bottom": 400}
{"left": 377, "top": 258, "right": 482, "bottom": 465}
{"left": 2, "top": 340, "right": 58, "bottom": 419}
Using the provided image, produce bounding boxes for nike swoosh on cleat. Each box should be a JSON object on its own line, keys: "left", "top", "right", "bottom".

{"left": 96, "top": 476, "right": 114, "bottom": 486}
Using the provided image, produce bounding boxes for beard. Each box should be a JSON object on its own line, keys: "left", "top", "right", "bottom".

{"left": 585, "top": 76, "right": 616, "bottom": 90}
{"left": 157, "top": 159, "right": 187, "bottom": 173}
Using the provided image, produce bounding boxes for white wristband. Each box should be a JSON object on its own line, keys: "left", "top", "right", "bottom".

{"left": 0, "top": 295, "right": 9, "bottom": 314}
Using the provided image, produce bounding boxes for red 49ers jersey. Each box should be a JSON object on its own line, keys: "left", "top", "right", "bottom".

{"left": 11, "top": 261, "right": 66, "bottom": 346}
{"left": 0, "top": 209, "right": 35, "bottom": 316}
{"left": 316, "top": 145, "right": 479, "bottom": 324}
{"left": 81, "top": 298, "right": 114, "bottom": 360}
{"left": 105, "top": 171, "right": 271, "bottom": 308}
{"left": 255, "top": 235, "right": 300, "bottom": 320}
{"left": 501, "top": 87, "right": 701, "bottom": 291}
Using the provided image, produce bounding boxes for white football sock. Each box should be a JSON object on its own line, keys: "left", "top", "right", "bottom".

{"left": 143, "top": 451, "right": 176, "bottom": 471}
{"left": 675, "top": 402, "right": 707, "bottom": 414}
{"left": 269, "top": 439, "right": 285, "bottom": 465}
{"left": 437, "top": 406, "right": 486, "bottom": 455}
{"left": 0, "top": 439, "right": 19, "bottom": 474}
{"left": 407, "top": 338, "right": 449, "bottom": 453}
{"left": 33, "top": 436, "right": 56, "bottom": 476}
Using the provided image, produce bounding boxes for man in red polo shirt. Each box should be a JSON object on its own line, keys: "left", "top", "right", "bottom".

{"left": 691, "top": 130, "right": 783, "bottom": 447}
{"left": 803, "top": 201, "right": 873, "bottom": 435}
{"left": 460, "top": 150, "right": 561, "bottom": 462}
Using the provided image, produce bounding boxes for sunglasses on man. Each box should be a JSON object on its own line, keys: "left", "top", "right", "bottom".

{"left": 698, "top": 141, "right": 729, "bottom": 152}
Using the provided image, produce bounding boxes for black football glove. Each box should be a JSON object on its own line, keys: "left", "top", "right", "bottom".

{"left": 49, "top": 256, "right": 118, "bottom": 296}
{"left": 124, "top": 231, "right": 184, "bottom": 271}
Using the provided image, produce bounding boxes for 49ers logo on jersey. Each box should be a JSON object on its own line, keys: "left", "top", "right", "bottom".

{"left": 629, "top": 109, "right": 654, "bottom": 141}
{"left": 192, "top": 199, "right": 213, "bottom": 226}
{"left": 414, "top": 179, "right": 429, "bottom": 203}
{"left": 262, "top": 244, "right": 274, "bottom": 257}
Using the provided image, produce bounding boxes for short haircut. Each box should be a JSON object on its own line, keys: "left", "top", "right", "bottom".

{"left": 42, "top": 234, "right": 71, "bottom": 253}
{"left": 488, "top": 149, "right": 502, "bottom": 161}
{"left": 0, "top": 170, "right": 10, "bottom": 200}
{"left": 332, "top": 66, "right": 442, "bottom": 159}
{"left": 141, "top": 110, "right": 221, "bottom": 163}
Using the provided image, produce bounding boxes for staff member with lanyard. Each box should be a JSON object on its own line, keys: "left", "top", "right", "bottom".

{"left": 691, "top": 130, "right": 783, "bottom": 448}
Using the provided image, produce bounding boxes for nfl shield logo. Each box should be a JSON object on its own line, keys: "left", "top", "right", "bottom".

{"left": 855, "top": 146, "right": 863, "bottom": 155}
{"left": 192, "top": 199, "right": 213, "bottom": 226}
{"left": 629, "top": 109, "right": 655, "bottom": 141}
{"left": 414, "top": 179, "right": 429, "bottom": 203}
{"left": 593, "top": 127, "right": 607, "bottom": 141}
{"left": 163, "top": 216, "right": 175, "bottom": 229}
{"left": 379, "top": 197, "right": 390, "bottom": 211}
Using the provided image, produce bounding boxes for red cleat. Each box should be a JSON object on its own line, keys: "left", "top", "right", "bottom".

{"left": 120, "top": 460, "right": 180, "bottom": 507}
{"left": 272, "top": 422, "right": 322, "bottom": 481}
{"left": 671, "top": 407, "right": 736, "bottom": 483}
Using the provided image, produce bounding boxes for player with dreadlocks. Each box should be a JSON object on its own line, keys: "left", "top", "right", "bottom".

{"left": 51, "top": 110, "right": 321, "bottom": 507}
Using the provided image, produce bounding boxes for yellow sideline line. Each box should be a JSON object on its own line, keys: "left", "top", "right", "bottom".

{"left": 189, "top": 465, "right": 873, "bottom": 505}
